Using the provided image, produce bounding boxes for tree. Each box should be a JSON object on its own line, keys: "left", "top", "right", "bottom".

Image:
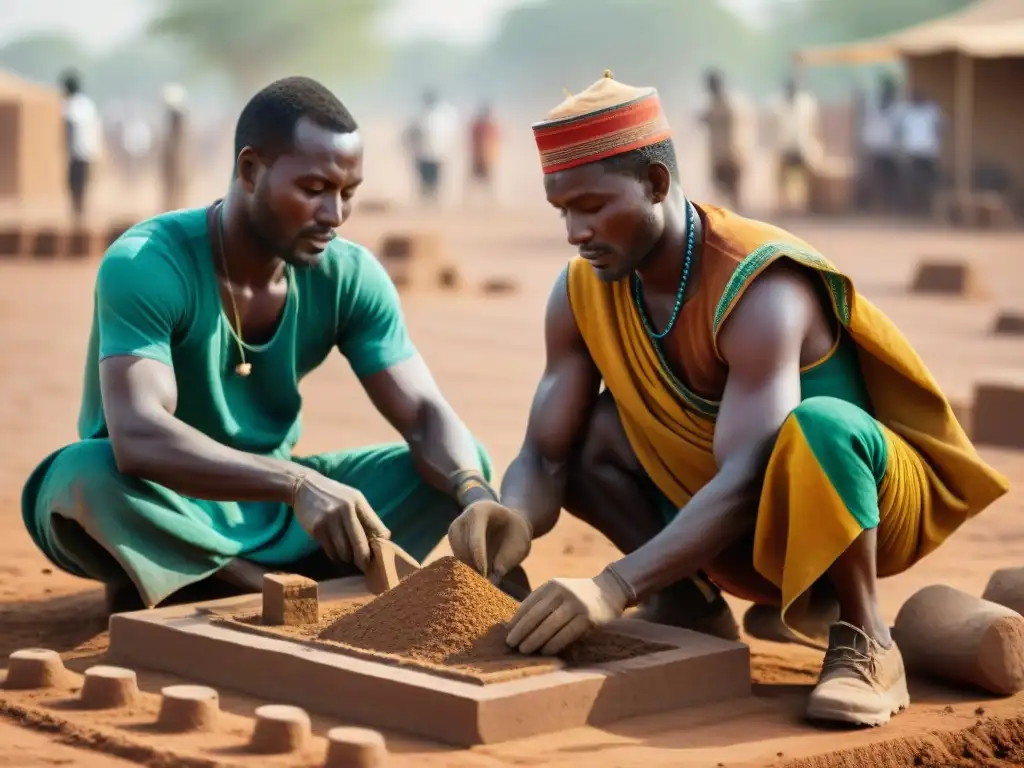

{"left": 0, "top": 33, "right": 88, "bottom": 87}
{"left": 475, "top": 0, "right": 772, "bottom": 108}
{"left": 148, "top": 0, "right": 393, "bottom": 94}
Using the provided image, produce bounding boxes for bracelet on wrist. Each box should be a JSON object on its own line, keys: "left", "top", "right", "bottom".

{"left": 603, "top": 562, "right": 639, "bottom": 607}
{"left": 289, "top": 473, "right": 308, "bottom": 508}
{"left": 447, "top": 468, "right": 498, "bottom": 508}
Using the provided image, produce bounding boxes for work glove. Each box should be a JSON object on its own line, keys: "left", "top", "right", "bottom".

{"left": 448, "top": 500, "right": 533, "bottom": 583}
{"left": 292, "top": 472, "right": 390, "bottom": 571}
{"left": 505, "top": 568, "right": 634, "bottom": 656}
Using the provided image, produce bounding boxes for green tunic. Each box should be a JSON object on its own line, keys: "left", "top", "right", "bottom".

{"left": 21, "top": 207, "right": 489, "bottom": 607}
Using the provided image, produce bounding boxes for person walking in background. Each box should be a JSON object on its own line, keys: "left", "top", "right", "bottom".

{"left": 60, "top": 69, "right": 101, "bottom": 221}
{"left": 860, "top": 76, "right": 901, "bottom": 214}
{"left": 466, "top": 102, "right": 499, "bottom": 205}
{"left": 898, "top": 90, "right": 943, "bottom": 216}
{"left": 161, "top": 84, "right": 188, "bottom": 212}
{"left": 772, "top": 77, "right": 822, "bottom": 216}
{"left": 700, "top": 69, "right": 745, "bottom": 212}
{"left": 404, "top": 89, "right": 457, "bottom": 206}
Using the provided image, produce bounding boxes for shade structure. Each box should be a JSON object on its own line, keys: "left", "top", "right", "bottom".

{"left": 796, "top": 0, "right": 1024, "bottom": 65}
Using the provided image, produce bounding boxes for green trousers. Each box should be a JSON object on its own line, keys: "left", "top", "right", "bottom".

{"left": 22, "top": 438, "right": 491, "bottom": 608}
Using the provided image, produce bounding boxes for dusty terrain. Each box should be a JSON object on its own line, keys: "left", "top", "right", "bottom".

{"left": 2, "top": 135, "right": 1024, "bottom": 764}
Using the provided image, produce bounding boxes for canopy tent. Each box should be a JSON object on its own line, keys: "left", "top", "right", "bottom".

{"left": 795, "top": 0, "right": 1024, "bottom": 218}
{"left": 795, "top": 0, "right": 1024, "bottom": 65}
{"left": 0, "top": 69, "right": 63, "bottom": 203}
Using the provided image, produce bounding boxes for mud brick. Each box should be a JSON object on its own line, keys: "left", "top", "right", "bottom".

{"left": 357, "top": 198, "right": 392, "bottom": 214}
{"left": 972, "top": 373, "right": 1024, "bottom": 449}
{"left": 30, "top": 228, "right": 61, "bottom": 258}
{"left": 67, "top": 225, "right": 96, "bottom": 258}
{"left": 481, "top": 276, "right": 519, "bottom": 296}
{"left": 378, "top": 231, "right": 444, "bottom": 290}
{"left": 993, "top": 310, "right": 1024, "bottom": 336}
{"left": 262, "top": 573, "right": 319, "bottom": 626}
{"left": 910, "top": 259, "right": 987, "bottom": 299}
{"left": 438, "top": 265, "right": 461, "bottom": 290}
{"left": 0, "top": 228, "right": 22, "bottom": 257}
{"left": 983, "top": 567, "right": 1024, "bottom": 617}
{"left": 105, "top": 221, "right": 133, "bottom": 249}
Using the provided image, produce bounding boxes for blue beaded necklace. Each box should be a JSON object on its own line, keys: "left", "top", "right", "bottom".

{"left": 633, "top": 199, "right": 696, "bottom": 341}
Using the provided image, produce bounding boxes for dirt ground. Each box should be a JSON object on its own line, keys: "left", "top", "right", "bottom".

{"left": 2, "top": 183, "right": 1024, "bottom": 764}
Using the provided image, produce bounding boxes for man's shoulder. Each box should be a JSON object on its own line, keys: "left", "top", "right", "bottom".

{"left": 108, "top": 207, "right": 206, "bottom": 254}
{"left": 99, "top": 208, "right": 205, "bottom": 290}
{"left": 315, "top": 237, "right": 389, "bottom": 285}
{"left": 719, "top": 263, "right": 819, "bottom": 362}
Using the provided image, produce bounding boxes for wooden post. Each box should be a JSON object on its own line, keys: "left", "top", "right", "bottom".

{"left": 953, "top": 52, "right": 974, "bottom": 223}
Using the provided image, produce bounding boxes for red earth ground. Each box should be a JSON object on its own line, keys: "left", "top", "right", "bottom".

{"left": 1, "top": 200, "right": 1024, "bottom": 766}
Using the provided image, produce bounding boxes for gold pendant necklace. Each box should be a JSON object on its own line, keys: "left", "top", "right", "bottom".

{"left": 214, "top": 202, "right": 252, "bottom": 377}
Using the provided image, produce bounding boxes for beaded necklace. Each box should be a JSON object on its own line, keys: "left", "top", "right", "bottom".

{"left": 632, "top": 199, "right": 696, "bottom": 341}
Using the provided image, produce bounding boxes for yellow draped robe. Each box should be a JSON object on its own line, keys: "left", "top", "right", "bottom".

{"left": 566, "top": 211, "right": 1008, "bottom": 634}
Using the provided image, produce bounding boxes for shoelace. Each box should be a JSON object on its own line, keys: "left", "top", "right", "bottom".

{"left": 822, "top": 642, "right": 877, "bottom": 682}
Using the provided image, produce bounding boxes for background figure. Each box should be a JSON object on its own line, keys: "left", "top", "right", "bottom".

{"left": 860, "top": 75, "right": 901, "bottom": 213}
{"left": 899, "top": 90, "right": 942, "bottom": 216}
{"left": 121, "top": 110, "right": 154, "bottom": 191}
{"left": 60, "top": 69, "right": 101, "bottom": 221}
{"left": 405, "top": 89, "right": 457, "bottom": 206}
{"left": 772, "top": 77, "right": 822, "bottom": 216}
{"left": 466, "top": 102, "right": 500, "bottom": 206}
{"left": 161, "top": 84, "right": 188, "bottom": 212}
{"left": 701, "top": 69, "right": 744, "bottom": 212}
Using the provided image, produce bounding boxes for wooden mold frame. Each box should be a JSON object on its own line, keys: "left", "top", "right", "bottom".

{"left": 108, "top": 577, "right": 751, "bottom": 746}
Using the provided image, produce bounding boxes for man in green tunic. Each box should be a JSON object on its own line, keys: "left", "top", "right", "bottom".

{"left": 21, "top": 76, "right": 512, "bottom": 612}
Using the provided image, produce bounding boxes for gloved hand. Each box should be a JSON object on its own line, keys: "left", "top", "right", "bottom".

{"left": 505, "top": 568, "right": 633, "bottom": 655}
{"left": 292, "top": 472, "right": 390, "bottom": 571}
{"left": 447, "top": 500, "right": 533, "bottom": 582}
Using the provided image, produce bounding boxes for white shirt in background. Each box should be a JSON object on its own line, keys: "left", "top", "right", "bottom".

{"left": 412, "top": 102, "right": 458, "bottom": 163}
{"left": 861, "top": 102, "right": 900, "bottom": 155}
{"left": 63, "top": 93, "right": 101, "bottom": 161}
{"left": 900, "top": 102, "right": 942, "bottom": 158}
{"left": 774, "top": 90, "right": 822, "bottom": 161}
{"left": 122, "top": 118, "right": 153, "bottom": 158}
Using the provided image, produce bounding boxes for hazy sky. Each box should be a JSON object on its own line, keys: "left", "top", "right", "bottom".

{"left": 0, "top": 0, "right": 768, "bottom": 49}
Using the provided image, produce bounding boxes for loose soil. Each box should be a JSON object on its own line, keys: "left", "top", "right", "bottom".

{"left": 225, "top": 557, "right": 672, "bottom": 685}
{"left": 5, "top": 170, "right": 1024, "bottom": 766}
{"left": 781, "top": 716, "right": 1024, "bottom": 768}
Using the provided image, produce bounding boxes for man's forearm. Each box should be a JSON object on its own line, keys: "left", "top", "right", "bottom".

{"left": 112, "top": 414, "right": 305, "bottom": 505}
{"left": 611, "top": 452, "right": 763, "bottom": 602}
{"left": 405, "top": 400, "right": 493, "bottom": 507}
{"left": 499, "top": 446, "right": 565, "bottom": 538}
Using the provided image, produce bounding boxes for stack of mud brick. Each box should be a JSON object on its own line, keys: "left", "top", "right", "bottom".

{"left": 377, "top": 231, "right": 460, "bottom": 291}
{"left": 0, "top": 221, "right": 135, "bottom": 260}
{"left": 910, "top": 257, "right": 1024, "bottom": 451}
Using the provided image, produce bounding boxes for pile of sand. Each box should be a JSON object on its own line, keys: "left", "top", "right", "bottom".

{"left": 320, "top": 556, "right": 668, "bottom": 668}
{"left": 320, "top": 556, "right": 519, "bottom": 665}
{"left": 783, "top": 715, "right": 1024, "bottom": 768}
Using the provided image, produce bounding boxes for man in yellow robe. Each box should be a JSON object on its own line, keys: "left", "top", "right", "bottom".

{"left": 447, "top": 73, "right": 1008, "bottom": 727}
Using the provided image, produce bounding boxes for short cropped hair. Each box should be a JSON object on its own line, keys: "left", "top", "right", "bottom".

{"left": 61, "top": 70, "right": 81, "bottom": 96}
{"left": 600, "top": 138, "right": 680, "bottom": 182}
{"left": 233, "top": 76, "right": 358, "bottom": 160}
